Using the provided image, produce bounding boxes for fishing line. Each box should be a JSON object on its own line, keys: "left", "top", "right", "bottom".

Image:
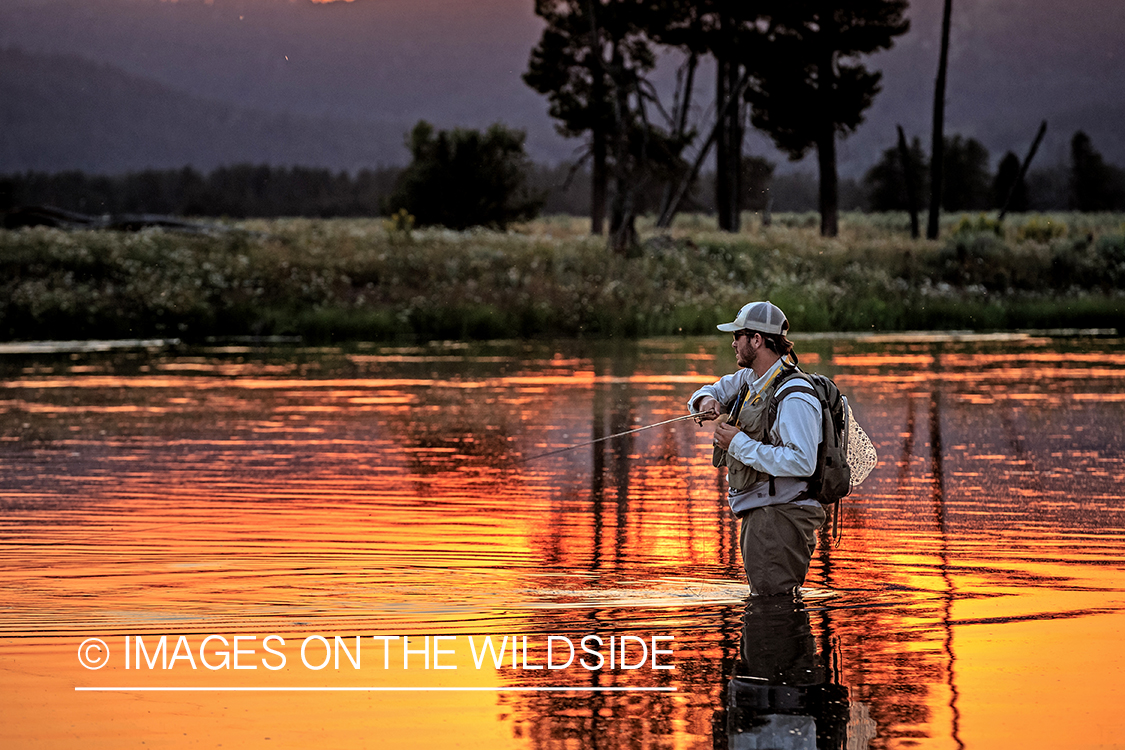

{"left": 516, "top": 412, "right": 713, "bottom": 463}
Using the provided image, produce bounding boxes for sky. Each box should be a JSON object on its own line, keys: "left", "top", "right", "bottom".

{"left": 1, "top": 0, "right": 1123, "bottom": 173}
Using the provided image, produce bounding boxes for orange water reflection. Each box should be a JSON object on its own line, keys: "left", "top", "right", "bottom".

{"left": 1, "top": 335, "right": 1124, "bottom": 749}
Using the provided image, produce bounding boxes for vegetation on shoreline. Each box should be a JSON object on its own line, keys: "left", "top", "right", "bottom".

{"left": 2, "top": 212, "right": 1123, "bottom": 342}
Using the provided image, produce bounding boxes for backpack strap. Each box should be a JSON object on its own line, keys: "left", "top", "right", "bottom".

{"left": 766, "top": 370, "right": 818, "bottom": 435}
{"left": 763, "top": 370, "right": 817, "bottom": 496}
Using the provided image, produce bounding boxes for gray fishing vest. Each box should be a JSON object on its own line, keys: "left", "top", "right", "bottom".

{"left": 712, "top": 368, "right": 793, "bottom": 491}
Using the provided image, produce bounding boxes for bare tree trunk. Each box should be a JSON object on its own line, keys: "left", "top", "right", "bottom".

{"left": 898, "top": 125, "right": 920, "bottom": 238}
{"left": 927, "top": 0, "right": 953, "bottom": 239}
{"left": 714, "top": 7, "right": 744, "bottom": 233}
{"left": 586, "top": 0, "right": 606, "bottom": 236}
{"left": 608, "top": 47, "right": 639, "bottom": 255}
{"left": 676, "top": 54, "right": 698, "bottom": 137}
{"left": 715, "top": 52, "right": 733, "bottom": 231}
{"left": 591, "top": 128, "right": 607, "bottom": 235}
{"left": 727, "top": 58, "right": 743, "bottom": 232}
{"left": 817, "top": 8, "right": 838, "bottom": 238}
{"left": 817, "top": 127, "right": 839, "bottom": 237}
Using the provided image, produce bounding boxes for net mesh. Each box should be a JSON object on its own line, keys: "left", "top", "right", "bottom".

{"left": 846, "top": 404, "right": 878, "bottom": 487}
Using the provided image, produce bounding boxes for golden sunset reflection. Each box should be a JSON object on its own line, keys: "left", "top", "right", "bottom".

{"left": 1, "top": 335, "right": 1124, "bottom": 748}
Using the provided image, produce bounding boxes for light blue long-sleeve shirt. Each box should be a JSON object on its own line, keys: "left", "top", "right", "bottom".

{"left": 689, "top": 358, "right": 823, "bottom": 514}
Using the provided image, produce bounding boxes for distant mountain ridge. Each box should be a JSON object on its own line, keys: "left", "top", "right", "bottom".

{"left": 2, "top": 0, "right": 1124, "bottom": 177}
{"left": 0, "top": 47, "right": 412, "bottom": 173}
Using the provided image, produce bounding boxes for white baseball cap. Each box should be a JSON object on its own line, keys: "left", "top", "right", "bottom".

{"left": 716, "top": 301, "right": 789, "bottom": 335}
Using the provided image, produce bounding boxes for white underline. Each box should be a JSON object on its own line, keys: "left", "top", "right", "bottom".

{"left": 76, "top": 686, "right": 678, "bottom": 693}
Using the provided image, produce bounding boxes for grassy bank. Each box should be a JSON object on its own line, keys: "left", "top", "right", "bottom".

{"left": 2, "top": 212, "right": 1124, "bottom": 342}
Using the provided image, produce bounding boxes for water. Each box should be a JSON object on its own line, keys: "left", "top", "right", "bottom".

{"left": 1, "top": 333, "right": 1123, "bottom": 749}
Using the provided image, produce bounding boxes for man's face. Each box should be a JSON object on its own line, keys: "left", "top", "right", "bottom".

{"left": 732, "top": 330, "right": 759, "bottom": 369}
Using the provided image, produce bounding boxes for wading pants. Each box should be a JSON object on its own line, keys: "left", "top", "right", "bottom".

{"left": 739, "top": 502, "right": 826, "bottom": 596}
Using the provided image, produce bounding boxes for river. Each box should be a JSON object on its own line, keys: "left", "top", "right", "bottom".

{"left": 1, "top": 332, "right": 1123, "bottom": 749}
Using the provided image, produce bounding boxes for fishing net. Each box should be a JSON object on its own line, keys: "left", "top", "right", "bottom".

{"left": 846, "top": 404, "right": 878, "bottom": 487}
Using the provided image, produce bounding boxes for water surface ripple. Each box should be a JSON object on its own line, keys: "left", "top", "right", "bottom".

{"left": 1, "top": 334, "right": 1123, "bottom": 749}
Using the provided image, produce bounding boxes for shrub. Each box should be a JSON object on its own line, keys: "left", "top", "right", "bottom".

{"left": 1016, "top": 216, "right": 1068, "bottom": 242}
{"left": 386, "top": 121, "right": 543, "bottom": 231}
{"left": 1094, "top": 232, "right": 1125, "bottom": 286}
{"left": 936, "top": 231, "right": 1053, "bottom": 292}
{"left": 951, "top": 213, "right": 1003, "bottom": 237}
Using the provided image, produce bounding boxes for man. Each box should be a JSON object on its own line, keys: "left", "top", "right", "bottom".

{"left": 689, "top": 301, "right": 826, "bottom": 596}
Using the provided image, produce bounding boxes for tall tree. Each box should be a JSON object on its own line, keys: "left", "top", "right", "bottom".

{"left": 1070, "top": 131, "right": 1125, "bottom": 211}
{"left": 657, "top": 1, "right": 772, "bottom": 231}
{"left": 652, "top": 0, "right": 758, "bottom": 229}
{"left": 710, "top": 2, "right": 752, "bottom": 231}
{"left": 744, "top": 0, "right": 909, "bottom": 237}
{"left": 526, "top": 0, "right": 692, "bottom": 253}
{"left": 0, "top": 177, "right": 14, "bottom": 212}
{"left": 527, "top": 0, "right": 688, "bottom": 241}
{"left": 897, "top": 125, "right": 922, "bottom": 237}
{"left": 940, "top": 135, "right": 990, "bottom": 211}
{"left": 926, "top": 0, "right": 953, "bottom": 238}
{"left": 864, "top": 134, "right": 928, "bottom": 212}
{"left": 525, "top": 1, "right": 616, "bottom": 235}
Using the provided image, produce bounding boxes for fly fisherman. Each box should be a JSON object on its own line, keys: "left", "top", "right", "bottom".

{"left": 689, "top": 301, "right": 826, "bottom": 597}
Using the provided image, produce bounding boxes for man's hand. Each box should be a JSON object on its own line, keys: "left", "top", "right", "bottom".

{"left": 693, "top": 397, "right": 722, "bottom": 424}
{"left": 713, "top": 421, "right": 739, "bottom": 451}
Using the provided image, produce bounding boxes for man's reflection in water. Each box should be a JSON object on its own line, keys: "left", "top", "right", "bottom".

{"left": 725, "top": 598, "right": 869, "bottom": 750}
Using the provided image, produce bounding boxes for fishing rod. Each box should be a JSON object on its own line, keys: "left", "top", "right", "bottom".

{"left": 517, "top": 410, "right": 717, "bottom": 463}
